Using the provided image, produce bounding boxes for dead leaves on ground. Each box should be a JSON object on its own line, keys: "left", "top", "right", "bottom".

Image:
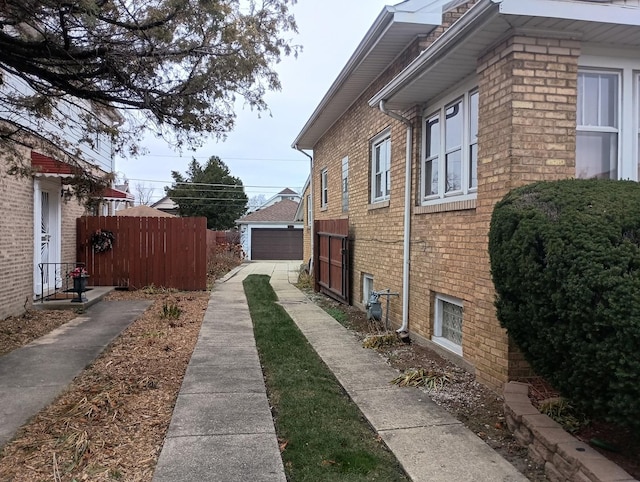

{"left": 391, "top": 368, "right": 451, "bottom": 390}
{"left": 0, "top": 291, "right": 209, "bottom": 482}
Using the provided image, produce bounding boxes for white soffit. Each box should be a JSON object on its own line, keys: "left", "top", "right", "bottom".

{"left": 371, "top": 0, "right": 640, "bottom": 111}
{"left": 495, "top": 0, "right": 640, "bottom": 26}
{"left": 292, "top": 2, "right": 443, "bottom": 149}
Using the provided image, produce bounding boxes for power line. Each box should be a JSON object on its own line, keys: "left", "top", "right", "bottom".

{"left": 128, "top": 154, "right": 307, "bottom": 162}
{"left": 125, "top": 178, "right": 301, "bottom": 190}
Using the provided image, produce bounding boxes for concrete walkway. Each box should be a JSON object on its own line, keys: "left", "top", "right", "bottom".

{"left": 153, "top": 262, "right": 287, "bottom": 482}
{"left": 0, "top": 300, "right": 151, "bottom": 448}
{"left": 154, "top": 261, "right": 527, "bottom": 482}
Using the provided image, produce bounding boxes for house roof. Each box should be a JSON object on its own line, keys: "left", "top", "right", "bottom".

{"left": 292, "top": 0, "right": 447, "bottom": 149}
{"left": 294, "top": 0, "right": 640, "bottom": 149}
{"left": 99, "top": 187, "right": 134, "bottom": 200}
{"left": 115, "top": 205, "right": 176, "bottom": 217}
{"left": 278, "top": 188, "right": 298, "bottom": 195}
{"left": 31, "top": 152, "right": 77, "bottom": 176}
{"left": 371, "top": 0, "right": 640, "bottom": 111}
{"left": 151, "top": 196, "right": 179, "bottom": 210}
{"left": 236, "top": 199, "right": 300, "bottom": 224}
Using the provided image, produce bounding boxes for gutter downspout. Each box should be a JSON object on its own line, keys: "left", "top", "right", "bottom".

{"left": 294, "top": 145, "right": 314, "bottom": 274}
{"left": 378, "top": 100, "right": 411, "bottom": 335}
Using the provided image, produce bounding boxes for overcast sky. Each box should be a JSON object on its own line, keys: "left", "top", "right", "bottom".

{"left": 115, "top": 0, "right": 392, "bottom": 204}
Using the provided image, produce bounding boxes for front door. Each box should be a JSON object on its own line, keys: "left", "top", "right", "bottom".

{"left": 34, "top": 179, "right": 61, "bottom": 297}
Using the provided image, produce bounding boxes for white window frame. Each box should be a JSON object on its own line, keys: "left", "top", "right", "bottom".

{"left": 306, "top": 194, "right": 312, "bottom": 228}
{"left": 421, "top": 84, "right": 478, "bottom": 206}
{"left": 370, "top": 130, "right": 391, "bottom": 203}
{"left": 579, "top": 49, "right": 640, "bottom": 181}
{"left": 342, "top": 156, "right": 349, "bottom": 212}
{"left": 320, "top": 168, "right": 328, "bottom": 208}
{"left": 433, "top": 293, "right": 463, "bottom": 356}
{"left": 576, "top": 69, "right": 620, "bottom": 180}
{"left": 362, "top": 273, "right": 374, "bottom": 307}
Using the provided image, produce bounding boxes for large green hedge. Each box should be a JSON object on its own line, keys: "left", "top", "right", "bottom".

{"left": 489, "top": 179, "right": 640, "bottom": 430}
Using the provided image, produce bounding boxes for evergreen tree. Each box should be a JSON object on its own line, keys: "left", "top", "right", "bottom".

{"left": 166, "top": 157, "right": 247, "bottom": 229}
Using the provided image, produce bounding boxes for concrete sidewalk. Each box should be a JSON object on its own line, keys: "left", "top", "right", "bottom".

{"left": 152, "top": 262, "right": 287, "bottom": 482}
{"left": 0, "top": 300, "right": 151, "bottom": 448}
{"left": 270, "top": 264, "right": 527, "bottom": 482}
{"left": 154, "top": 261, "right": 527, "bottom": 482}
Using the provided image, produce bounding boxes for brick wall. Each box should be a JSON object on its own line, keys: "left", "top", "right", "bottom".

{"left": 313, "top": 89, "right": 407, "bottom": 315}
{"left": 1, "top": 153, "right": 91, "bottom": 319}
{"left": 470, "top": 34, "right": 579, "bottom": 387}
{"left": 61, "top": 197, "right": 86, "bottom": 265}
{"left": 0, "top": 158, "right": 34, "bottom": 319}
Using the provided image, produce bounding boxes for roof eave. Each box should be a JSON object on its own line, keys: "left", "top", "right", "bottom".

{"left": 371, "top": 0, "right": 640, "bottom": 111}
{"left": 292, "top": 4, "right": 443, "bottom": 149}
{"left": 369, "top": 0, "right": 498, "bottom": 109}
{"left": 496, "top": 0, "right": 640, "bottom": 26}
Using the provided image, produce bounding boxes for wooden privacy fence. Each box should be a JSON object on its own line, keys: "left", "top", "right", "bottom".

{"left": 77, "top": 216, "right": 207, "bottom": 290}
{"left": 206, "top": 229, "right": 240, "bottom": 248}
{"left": 314, "top": 218, "right": 350, "bottom": 304}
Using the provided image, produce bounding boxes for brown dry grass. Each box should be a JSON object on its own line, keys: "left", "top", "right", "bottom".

{"left": 0, "top": 289, "right": 209, "bottom": 482}
{"left": 0, "top": 310, "right": 77, "bottom": 357}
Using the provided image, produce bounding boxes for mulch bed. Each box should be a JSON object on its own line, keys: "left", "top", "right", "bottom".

{"left": 0, "top": 290, "right": 209, "bottom": 481}
{"left": 0, "top": 310, "right": 78, "bottom": 357}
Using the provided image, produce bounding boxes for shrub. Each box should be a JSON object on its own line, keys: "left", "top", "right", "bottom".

{"left": 206, "top": 242, "right": 243, "bottom": 281}
{"left": 489, "top": 179, "right": 640, "bottom": 430}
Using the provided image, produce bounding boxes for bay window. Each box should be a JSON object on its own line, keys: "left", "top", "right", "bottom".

{"left": 422, "top": 88, "right": 478, "bottom": 204}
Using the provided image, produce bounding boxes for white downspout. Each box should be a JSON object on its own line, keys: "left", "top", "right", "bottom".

{"left": 294, "top": 145, "right": 314, "bottom": 274}
{"left": 379, "top": 100, "right": 412, "bottom": 334}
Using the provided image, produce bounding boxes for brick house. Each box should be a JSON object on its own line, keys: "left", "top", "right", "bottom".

{"left": 292, "top": 0, "right": 640, "bottom": 390}
{"left": 0, "top": 96, "right": 121, "bottom": 319}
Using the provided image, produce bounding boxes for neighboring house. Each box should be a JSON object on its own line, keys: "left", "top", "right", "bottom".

{"left": 249, "top": 187, "right": 301, "bottom": 213}
{"left": 236, "top": 199, "right": 303, "bottom": 260}
{"left": 151, "top": 196, "right": 180, "bottom": 216}
{"left": 115, "top": 205, "right": 175, "bottom": 217}
{"left": 262, "top": 187, "right": 301, "bottom": 207}
{"left": 93, "top": 185, "right": 135, "bottom": 215}
{"left": 0, "top": 81, "right": 119, "bottom": 319}
{"left": 292, "top": 0, "right": 640, "bottom": 390}
{"left": 294, "top": 177, "right": 313, "bottom": 266}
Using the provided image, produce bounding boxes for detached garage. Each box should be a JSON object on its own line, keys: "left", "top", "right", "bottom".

{"left": 236, "top": 199, "right": 303, "bottom": 261}
{"left": 250, "top": 227, "right": 302, "bottom": 260}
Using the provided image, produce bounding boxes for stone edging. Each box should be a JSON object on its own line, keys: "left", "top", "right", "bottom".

{"left": 503, "top": 382, "right": 637, "bottom": 482}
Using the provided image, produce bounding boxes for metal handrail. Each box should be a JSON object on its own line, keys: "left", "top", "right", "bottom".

{"left": 37, "top": 262, "right": 86, "bottom": 302}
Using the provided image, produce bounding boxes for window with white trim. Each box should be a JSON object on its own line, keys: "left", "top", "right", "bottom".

{"left": 575, "top": 51, "right": 640, "bottom": 181}
{"left": 342, "top": 156, "right": 349, "bottom": 212}
{"left": 306, "top": 194, "right": 312, "bottom": 228}
{"left": 433, "top": 294, "right": 463, "bottom": 356}
{"left": 362, "top": 273, "right": 374, "bottom": 307}
{"left": 370, "top": 131, "right": 391, "bottom": 203}
{"left": 320, "top": 168, "right": 328, "bottom": 208}
{"left": 577, "top": 70, "right": 619, "bottom": 179}
{"left": 422, "top": 88, "right": 478, "bottom": 204}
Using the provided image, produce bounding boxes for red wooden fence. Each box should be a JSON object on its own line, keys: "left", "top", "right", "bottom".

{"left": 314, "top": 219, "right": 350, "bottom": 304}
{"left": 77, "top": 216, "right": 207, "bottom": 290}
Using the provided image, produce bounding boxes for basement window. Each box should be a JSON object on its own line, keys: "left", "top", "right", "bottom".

{"left": 362, "top": 273, "right": 374, "bottom": 307}
{"left": 433, "top": 294, "right": 463, "bottom": 356}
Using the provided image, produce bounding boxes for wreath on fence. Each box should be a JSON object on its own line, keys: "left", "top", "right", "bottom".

{"left": 91, "top": 229, "right": 115, "bottom": 253}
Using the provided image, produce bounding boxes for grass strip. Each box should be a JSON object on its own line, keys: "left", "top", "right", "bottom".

{"left": 243, "top": 275, "right": 409, "bottom": 482}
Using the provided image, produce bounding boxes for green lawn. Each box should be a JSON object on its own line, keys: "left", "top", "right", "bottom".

{"left": 243, "top": 275, "right": 409, "bottom": 482}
